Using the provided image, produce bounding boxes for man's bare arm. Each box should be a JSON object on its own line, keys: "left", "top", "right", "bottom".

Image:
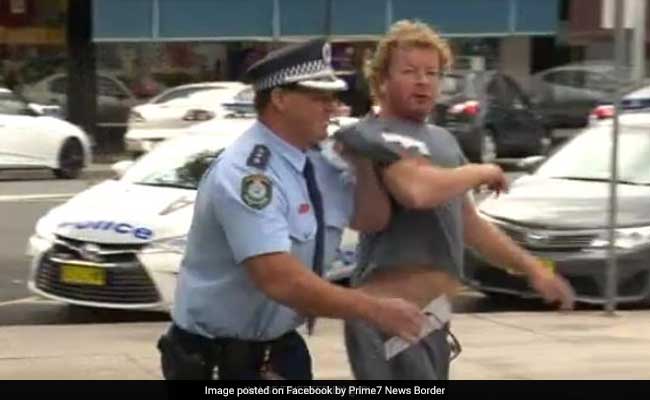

{"left": 380, "top": 158, "right": 507, "bottom": 210}
{"left": 463, "top": 196, "right": 542, "bottom": 276}
{"left": 462, "top": 196, "right": 575, "bottom": 309}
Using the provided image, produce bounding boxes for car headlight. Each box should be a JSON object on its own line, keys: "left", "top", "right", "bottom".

{"left": 144, "top": 235, "right": 187, "bottom": 254}
{"left": 35, "top": 217, "right": 57, "bottom": 242}
{"left": 590, "top": 226, "right": 650, "bottom": 250}
{"left": 141, "top": 140, "right": 162, "bottom": 152}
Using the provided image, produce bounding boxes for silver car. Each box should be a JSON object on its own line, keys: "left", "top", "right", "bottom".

{"left": 464, "top": 112, "right": 650, "bottom": 305}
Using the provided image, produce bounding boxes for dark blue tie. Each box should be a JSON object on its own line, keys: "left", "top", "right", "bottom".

{"left": 303, "top": 157, "right": 324, "bottom": 334}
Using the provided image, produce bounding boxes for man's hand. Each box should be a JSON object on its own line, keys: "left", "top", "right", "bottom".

{"left": 528, "top": 268, "right": 576, "bottom": 311}
{"left": 370, "top": 297, "right": 428, "bottom": 343}
{"left": 476, "top": 164, "right": 509, "bottom": 195}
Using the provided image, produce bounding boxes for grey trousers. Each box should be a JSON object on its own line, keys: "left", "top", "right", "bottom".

{"left": 344, "top": 319, "right": 451, "bottom": 380}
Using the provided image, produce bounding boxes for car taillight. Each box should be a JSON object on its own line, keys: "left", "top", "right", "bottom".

{"left": 448, "top": 100, "right": 480, "bottom": 117}
{"left": 183, "top": 109, "right": 215, "bottom": 121}
{"left": 591, "top": 105, "right": 615, "bottom": 120}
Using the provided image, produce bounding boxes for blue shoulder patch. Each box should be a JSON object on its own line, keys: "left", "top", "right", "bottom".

{"left": 246, "top": 144, "right": 271, "bottom": 170}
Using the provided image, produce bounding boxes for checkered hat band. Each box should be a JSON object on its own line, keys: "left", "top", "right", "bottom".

{"left": 255, "top": 59, "right": 330, "bottom": 90}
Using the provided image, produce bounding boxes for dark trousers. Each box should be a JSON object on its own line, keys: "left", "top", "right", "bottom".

{"left": 158, "top": 324, "right": 313, "bottom": 380}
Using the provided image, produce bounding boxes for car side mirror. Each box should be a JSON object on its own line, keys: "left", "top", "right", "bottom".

{"left": 516, "top": 155, "right": 546, "bottom": 173}
{"left": 111, "top": 160, "right": 135, "bottom": 179}
{"left": 28, "top": 103, "right": 62, "bottom": 117}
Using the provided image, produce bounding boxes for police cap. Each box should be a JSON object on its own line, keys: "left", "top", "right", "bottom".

{"left": 244, "top": 38, "right": 347, "bottom": 92}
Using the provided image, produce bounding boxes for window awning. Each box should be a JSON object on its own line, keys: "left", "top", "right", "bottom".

{"left": 93, "top": 0, "right": 559, "bottom": 42}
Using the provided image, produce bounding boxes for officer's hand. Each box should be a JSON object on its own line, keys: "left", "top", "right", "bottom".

{"left": 528, "top": 268, "right": 576, "bottom": 311}
{"left": 371, "top": 297, "right": 427, "bottom": 343}
{"left": 477, "top": 164, "right": 509, "bottom": 195}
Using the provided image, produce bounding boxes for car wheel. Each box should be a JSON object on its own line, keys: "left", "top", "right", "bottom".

{"left": 480, "top": 130, "right": 498, "bottom": 163}
{"left": 54, "top": 138, "right": 84, "bottom": 179}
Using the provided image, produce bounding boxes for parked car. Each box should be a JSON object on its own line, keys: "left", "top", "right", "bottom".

{"left": 589, "top": 83, "right": 650, "bottom": 123}
{"left": 528, "top": 62, "right": 639, "bottom": 132}
{"left": 432, "top": 70, "right": 548, "bottom": 163}
{"left": 124, "top": 81, "right": 253, "bottom": 155}
{"left": 463, "top": 112, "right": 650, "bottom": 305}
{"left": 0, "top": 88, "right": 92, "bottom": 179}
{"left": 20, "top": 72, "right": 138, "bottom": 128}
{"left": 26, "top": 117, "right": 359, "bottom": 311}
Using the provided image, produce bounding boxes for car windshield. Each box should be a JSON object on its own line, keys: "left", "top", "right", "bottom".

{"left": 153, "top": 85, "right": 237, "bottom": 104}
{"left": 0, "top": 91, "right": 30, "bottom": 115}
{"left": 233, "top": 87, "right": 254, "bottom": 102}
{"left": 188, "top": 87, "right": 249, "bottom": 104}
{"left": 536, "top": 124, "right": 650, "bottom": 185}
{"left": 121, "top": 138, "right": 225, "bottom": 189}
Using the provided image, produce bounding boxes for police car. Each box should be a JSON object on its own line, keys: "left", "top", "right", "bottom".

{"left": 26, "top": 117, "right": 359, "bottom": 311}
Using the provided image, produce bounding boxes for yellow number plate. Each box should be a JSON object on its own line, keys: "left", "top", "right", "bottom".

{"left": 505, "top": 258, "right": 555, "bottom": 276}
{"left": 60, "top": 264, "right": 106, "bottom": 286}
{"left": 540, "top": 258, "right": 556, "bottom": 274}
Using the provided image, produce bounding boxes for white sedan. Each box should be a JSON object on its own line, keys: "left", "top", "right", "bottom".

{"left": 124, "top": 81, "right": 253, "bottom": 155}
{"left": 26, "top": 118, "right": 359, "bottom": 312}
{"left": 0, "top": 88, "right": 92, "bottom": 179}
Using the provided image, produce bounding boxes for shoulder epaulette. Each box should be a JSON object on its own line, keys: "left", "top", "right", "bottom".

{"left": 246, "top": 144, "right": 271, "bottom": 170}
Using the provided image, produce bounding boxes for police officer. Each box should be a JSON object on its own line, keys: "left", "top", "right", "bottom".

{"left": 157, "top": 38, "right": 427, "bottom": 380}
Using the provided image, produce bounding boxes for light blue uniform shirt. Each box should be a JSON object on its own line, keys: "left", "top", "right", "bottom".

{"left": 172, "top": 121, "right": 354, "bottom": 341}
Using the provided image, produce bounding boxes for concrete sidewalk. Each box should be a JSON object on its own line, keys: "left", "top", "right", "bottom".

{"left": 1, "top": 311, "right": 649, "bottom": 380}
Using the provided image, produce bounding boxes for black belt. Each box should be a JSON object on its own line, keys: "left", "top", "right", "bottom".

{"left": 169, "top": 324, "right": 293, "bottom": 376}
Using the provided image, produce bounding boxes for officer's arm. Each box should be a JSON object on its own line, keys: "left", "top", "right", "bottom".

{"left": 379, "top": 158, "right": 487, "bottom": 209}
{"left": 348, "top": 157, "right": 390, "bottom": 232}
{"left": 244, "top": 252, "right": 381, "bottom": 320}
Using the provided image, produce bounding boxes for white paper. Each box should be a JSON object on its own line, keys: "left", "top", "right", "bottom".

{"left": 384, "top": 295, "right": 452, "bottom": 360}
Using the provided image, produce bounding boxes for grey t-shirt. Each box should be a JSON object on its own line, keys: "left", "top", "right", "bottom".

{"left": 353, "top": 115, "right": 468, "bottom": 284}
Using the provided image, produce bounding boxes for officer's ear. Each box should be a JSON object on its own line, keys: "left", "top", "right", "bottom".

{"left": 378, "top": 80, "right": 387, "bottom": 97}
{"left": 270, "top": 87, "right": 287, "bottom": 112}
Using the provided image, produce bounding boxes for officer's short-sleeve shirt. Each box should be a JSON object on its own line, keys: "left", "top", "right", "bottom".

{"left": 172, "top": 121, "right": 354, "bottom": 341}
{"left": 352, "top": 115, "right": 469, "bottom": 284}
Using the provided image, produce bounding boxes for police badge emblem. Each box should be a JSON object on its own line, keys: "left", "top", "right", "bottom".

{"left": 241, "top": 174, "right": 272, "bottom": 209}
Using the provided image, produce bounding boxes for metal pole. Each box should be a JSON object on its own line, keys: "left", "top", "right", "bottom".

{"left": 272, "top": 0, "right": 280, "bottom": 42}
{"left": 385, "top": 0, "right": 393, "bottom": 32}
{"left": 605, "top": 0, "right": 626, "bottom": 315}
{"left": 632, "top": 0, "right": 647, "bottom": 83}
{"left": 324, "top": 0, "right": 332, "bottom": 39}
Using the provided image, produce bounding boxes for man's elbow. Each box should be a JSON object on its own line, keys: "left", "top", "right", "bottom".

{"left": 396, "top": 185, "right": 438, "bottom": 210}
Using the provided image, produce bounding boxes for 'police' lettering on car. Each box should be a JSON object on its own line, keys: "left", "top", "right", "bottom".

{"left": 58, "top": 221, "right": 154, "bottom": 240}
